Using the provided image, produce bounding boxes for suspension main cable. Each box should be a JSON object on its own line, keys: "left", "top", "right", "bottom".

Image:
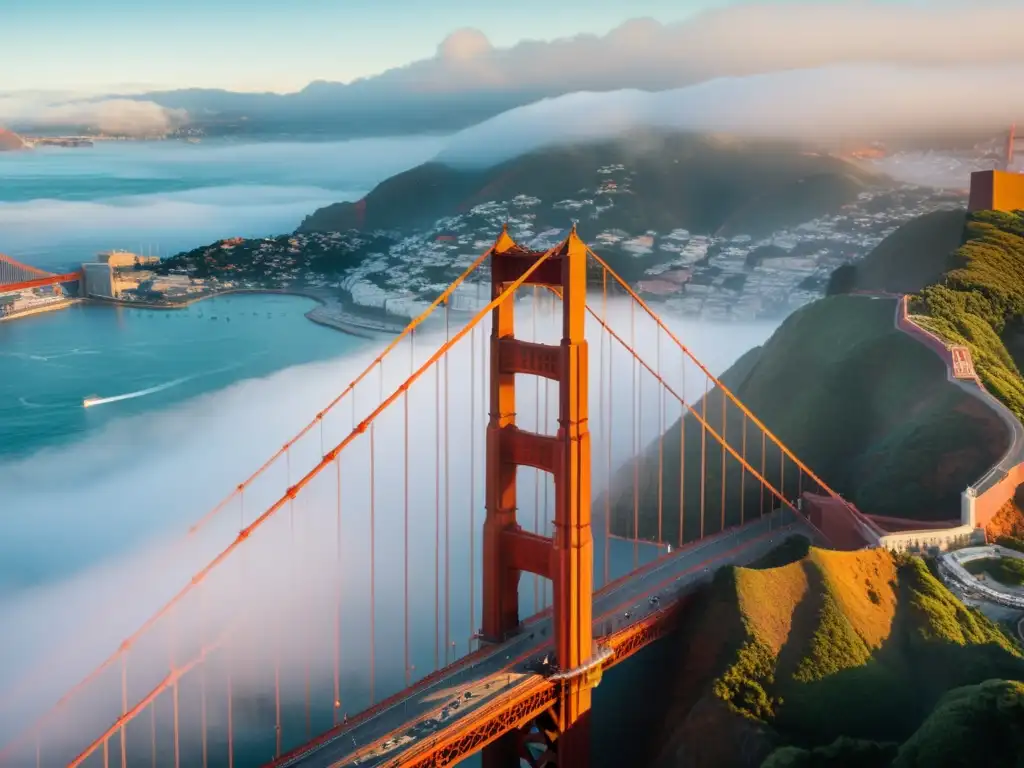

{"left": 8, "top": 242, "right": 559, "bottom": 762}
{"left": 584, "top": 246, "right": 847, "bottom": 503}
{"left": 0, "top": 244, "right": 497, "bottom": 723}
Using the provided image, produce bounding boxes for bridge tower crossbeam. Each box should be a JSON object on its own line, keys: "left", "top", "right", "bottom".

{"left": 481, "top": 225, "right": 596, "bottom": 768}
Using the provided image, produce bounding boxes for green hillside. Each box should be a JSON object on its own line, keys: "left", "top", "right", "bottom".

{"left": 651, "top": 542, "right": 1024, "bottom": 768}
{"left": 828, "top": 208, "right": 1024, "bottom": 424}
{"left": 606, "top": 294, "right": 1009, "bottom": 532}
{"left": 718, "top": 173, "right": 869, "bottom": 239}
{"left": 912, "top": 210, "right": 1024, "bottom": 423}
{"left": 763, "top": 680, "right": 1024, "bottom": 768}
{"left": 297, "top": 132, "right": 881, "bottom": 240}
{"left": 609, "top": 209, "right": 1024, "bottom": 534}
{"left": 826, "top": 209, "right": 967, "bottom": 296}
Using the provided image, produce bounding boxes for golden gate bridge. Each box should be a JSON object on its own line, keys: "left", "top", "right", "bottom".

{"left": 0, "top": 227, "right": 876, "bottom": 768}
{"left": 0, "top": 254, "right": 81, "bottom": 294}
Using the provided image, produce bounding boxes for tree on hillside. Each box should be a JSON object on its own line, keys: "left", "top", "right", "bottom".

{"left": 892, "top": 680, "right": 1024, "bottom": 767}
{"left": 826, "top": 264, "right": 856, "bottom": 295}
{"left": 762, "top": 737, "right": 898, "bottom": 768}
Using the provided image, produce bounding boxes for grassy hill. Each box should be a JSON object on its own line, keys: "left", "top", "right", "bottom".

{"left": 606, "top": 294, "right": 1009, "bottom": 533}
{"left": 826, "top": 209, "right": 967, "bottom": 296}
{"left": 911, "top": 210, "right": 1024, "bottom": 423}
{"left": 651, "top": 540, "right": 1024, "bottom": 768}
{"left": 829, "top": 208, "right": 1024, "bottom": 424}
{"left": 297, "top": 132, "right": 882, "bottom": 239}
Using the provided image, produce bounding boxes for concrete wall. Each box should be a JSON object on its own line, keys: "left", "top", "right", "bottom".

{"left": 973, "top": 465, "right": 1024, "bottom": 528}
{"left": 878, "top": 525, "right": 979, "bottom": 553}
{"left": 801, "top": 493, "right": 877, "bottom": 550}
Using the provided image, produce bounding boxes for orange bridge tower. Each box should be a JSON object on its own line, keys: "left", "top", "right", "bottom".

{"left": 481, "top": 225, "right": 597, "bottom": 767}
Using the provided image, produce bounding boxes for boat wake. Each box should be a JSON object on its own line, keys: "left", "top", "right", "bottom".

{"left": 81, "top": 362, "right": 243, "bottom": 409}
{"left": 82, "top": 377, "right": 192, "bottom": 409}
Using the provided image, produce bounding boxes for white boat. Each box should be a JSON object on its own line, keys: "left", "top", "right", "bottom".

{"left": 83, "top": 395, "right": 101, "bottom": 408}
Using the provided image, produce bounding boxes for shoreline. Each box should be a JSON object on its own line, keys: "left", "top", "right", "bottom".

{"left": 0, "top": 298, "right": 80, "bottom": 323}
{"left": 84, "top": 288, "right": 408, "bottom": 339}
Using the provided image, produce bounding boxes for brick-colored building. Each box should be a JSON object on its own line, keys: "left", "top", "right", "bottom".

{"left": 967, "top": 170, "right": 1024, "bottom": 212}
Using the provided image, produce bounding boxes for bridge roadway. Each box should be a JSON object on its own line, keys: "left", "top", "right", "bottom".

{"left": 278, "top": 509, "right": 812, "bottom": 768}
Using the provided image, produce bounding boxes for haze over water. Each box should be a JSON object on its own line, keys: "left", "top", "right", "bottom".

{"left": 0, "top": 137, "right": 451, "bottom": 460}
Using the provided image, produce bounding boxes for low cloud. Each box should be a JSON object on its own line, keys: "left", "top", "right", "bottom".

{"left": 0, "top": 93, "right": 186, "bottom": 136}
{"left": 436, "top": 63, "right": 1024, "bottom": 167}
{"left": 0, "top": 302, "right": 778, "bottom": 759}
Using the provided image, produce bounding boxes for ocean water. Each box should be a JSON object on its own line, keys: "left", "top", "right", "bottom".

{"left": 0, "top": 295, "right": 360, "bottom": 459}
{"left": 0, "top": 136, "right": 446, "bottom": 271}
{"left": 0, "top": 136, "right": 446, "bottom": 461}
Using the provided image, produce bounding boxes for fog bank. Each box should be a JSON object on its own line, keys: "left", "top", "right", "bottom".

{"left": 0, "top": 297, "right": 779, "bottom": 760}
{"left": 437, "top": 64, "right": 1024, "bottom": 168}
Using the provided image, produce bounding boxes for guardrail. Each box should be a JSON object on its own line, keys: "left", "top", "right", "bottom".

{"left": 894, "top": 295, "right": 1024, "bottom": 531}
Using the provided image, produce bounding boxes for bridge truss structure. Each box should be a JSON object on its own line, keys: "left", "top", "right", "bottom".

{"left": 0, "top": 253, "right": 81, "bottom": 294}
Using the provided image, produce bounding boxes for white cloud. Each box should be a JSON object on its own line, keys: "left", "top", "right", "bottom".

{"left": 375, "top": 3, "right": 1024, "bottom": 94}
{"left": 0, "top": 136, "right": 446, "bottom": 269}
{"left": 0, "top": 93, "right": 186, "bottom": 136}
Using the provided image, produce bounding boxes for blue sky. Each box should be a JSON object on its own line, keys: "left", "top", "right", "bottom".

{"left": 2, "top": 0, "right": 961, "bottom": 94}
{"left": 1, "top": 0, "right": 713, "bottom": 93}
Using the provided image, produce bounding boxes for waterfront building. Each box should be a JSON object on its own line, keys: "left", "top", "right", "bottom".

{"left": 82, "top": 262, "right": 119, "bottom": 298}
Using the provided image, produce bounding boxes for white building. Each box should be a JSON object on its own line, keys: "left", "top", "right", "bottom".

{"left": 82, "top": 262, "right": 118, "bottom": 298}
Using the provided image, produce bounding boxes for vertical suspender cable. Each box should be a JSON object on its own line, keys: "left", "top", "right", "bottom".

{"left": 444, "top": 301, "right": 451, "bottom": 662}
{"left": 542, "top": 361, "right": 550, "bottom": 609}
{"left": 721, "top": 389, "right": 727, "bottom": 533}
{"left": 469, "top": 322, "right": 476, "bottom": 654}
{"left": 171, "top": 616, "right": 180, "bottom": 768}
{"left": 533, "top": 286, "right": 540, "bottom": 612}
{"left": 602, "top": 269, "right": 611, "bottom": 586}
{"left": 334, "top": 456, "right": 342, "bottom": 723}
{"left": 404, "top": 332, "right": 411, "bottom": 687}
{"left": 638, "top": 310, "right": 644, "bottom": 549}
{"left": 700, "top": 377, "right": 708, "bottom": 541}
{"left": 741, "top": 414, "right": 747, "bottom": 526}
{"left": 200, "top": 593, "right": 208, "bottom": 768}
{"left": 434, "top": 361, "right": 441, "bottom": 672}
{"left": 780, "top": 450, "right": 785, "bottom": 516}
{"left": 761, "top": 431, "right": 767, "bottom": 520}
{"left": 657, "top": 328, "right": 664, "bottom": 547}
{"left": 303, "top": 495, "right": 311, "bottom": 742}
{"left": 369, "top": 363, "right": 379, "bottom": 705}
{"left": 227, "top": 656, "right": 233, "bottom": 768}
{"left": 119, "top": 656, "right": 127, "bottom": 768}
{"left": 631, "top": 300, "right": 639, "bottom": 568}
{"left": 150, "top": 701, "right": 156, "bottom": 768}
{"left": 678, "top": 353, "right": 686, "bottom": 547}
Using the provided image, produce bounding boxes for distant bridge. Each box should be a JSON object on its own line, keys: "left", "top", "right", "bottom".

{"left": 0, "top": 253, "right": 81, "bottom": 293}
